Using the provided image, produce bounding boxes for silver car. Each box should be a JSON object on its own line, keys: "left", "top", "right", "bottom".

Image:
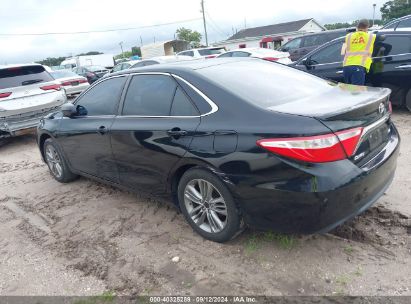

{"left": 0, "top": 64, "right": 66, "bottom": 138}
{"left": 50, "top": 70, "right": 90, "bottom": 97}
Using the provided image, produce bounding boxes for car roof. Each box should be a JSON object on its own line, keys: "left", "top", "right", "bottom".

{"left": 384, "top": 14, "right": 411, "bottom": 27}
{"left": 0, "top": 63, "right": 44, "bottom": 70}
{"left": 110, "top": 58, "right": 261, "bottom": 77}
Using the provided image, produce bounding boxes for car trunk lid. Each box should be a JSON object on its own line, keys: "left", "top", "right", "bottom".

{"left": 268, "top": 83, "right": 392, "bottom": 165}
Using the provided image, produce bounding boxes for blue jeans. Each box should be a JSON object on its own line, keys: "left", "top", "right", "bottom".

{"left": 343, "top": 66, "right": 366, "bottom": 85}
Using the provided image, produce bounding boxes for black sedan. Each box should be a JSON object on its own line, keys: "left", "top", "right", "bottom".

{"left": 37, "top": 58, "right": 399, "bottom": 242}
{"left": 291, "top": 30, "right": 411, "bottom": 111}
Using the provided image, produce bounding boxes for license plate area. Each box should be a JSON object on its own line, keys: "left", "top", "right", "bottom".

{"left": 71, "top": 81, "right": 79, "bottom": 86}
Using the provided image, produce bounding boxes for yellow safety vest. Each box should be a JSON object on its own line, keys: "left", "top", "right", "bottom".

{"left": 343, "top": 31, "right": 376, "bottom": 72}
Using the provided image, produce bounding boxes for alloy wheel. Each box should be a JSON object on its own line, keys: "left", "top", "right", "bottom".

{"left": 45, "top": 145, "right": 63, "bottom": 179}
{"left": 184, "top": 179, "right": 228, "bottom": 233}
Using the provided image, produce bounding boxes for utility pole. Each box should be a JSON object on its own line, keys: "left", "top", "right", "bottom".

{"left": 372, "top": 4, "right": 376, "bottom": 27}
{"left": 119, "top": 41, "right": 124, "bottom": 58}
{"left": 201, "top": 0, "right": 209, "bottom": 46}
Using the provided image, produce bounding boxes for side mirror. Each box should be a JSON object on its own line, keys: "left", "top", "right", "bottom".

{"left": 61, "top": 103, "right": 77, "bottom": 118}
{"left": 301, "top": 58, "right": 310, "bottom": 66}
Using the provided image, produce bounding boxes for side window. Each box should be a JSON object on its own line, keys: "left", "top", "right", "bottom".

{"left": 231, "top": 51, "right": 250, "bottom": 57}
{"left": 122, "top": 75, "right": 177, "bottom": 116}
{"left": 374, "top": 36, "right": 411, "bottom": 56}
{"left": 171, "top": 87, "right": 199, "bottom": 116}
{"left": 218, "top": 52, "right": 232, "bottom": 58}
{"left": 309, "top": 41, "right": 344, "bottom": 64}
{"left": 76, "top": 77, "right": 126, "bottom": 116}
{"left": 112, "top": 64, "right": 122, "bottom": 72}
{"left": 282, "top": 38, "right": 302, "bottom": 51}
{"left": 397, "top": 18, "right": 411, "bottom": 29}
{"left": 384, "top": 21, "right": 398, "bottom": 29}
{"left": 180, "top": 51, "right": 194, "bottom": 57}
{"left": 302, "top": 35, "right": 322, "bottom": 47}
{"left": 130, "top": 62, "right": 145, "bottom": 69}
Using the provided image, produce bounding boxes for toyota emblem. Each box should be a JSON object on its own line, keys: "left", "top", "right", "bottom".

{"left": 379, "top": 103, "right": 385, "bottom": 114}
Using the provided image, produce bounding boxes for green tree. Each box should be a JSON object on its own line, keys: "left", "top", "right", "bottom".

{"left": 324, "top": 19, "right": 383, "bottom": 30}
{"left": 176, "top": 27, "right": 202, "bottom": 47}
{"left": 381, "top": 0, "right": 411, "bottom": 21}
{"left": 76, "top": 51, "right": 104, "bottom": 56}
{"left": 37, "top": 56, "right": 66, "bottom": 67}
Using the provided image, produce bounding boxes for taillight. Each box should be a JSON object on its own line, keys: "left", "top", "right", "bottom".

{"left": 388, "top": 101, "right": 392, "bottom": 113}
{"left": 78, "top": 79, "right": 88, "bottom": 83}
{"left": 0, "top": 92, "right": 12, "bottom": 98}
{"left": 40, "top": 84, "right": 62, "bottom": 91}
{"left": 256, "top": 127, "right": 363, "bottom": 163}
{"left": 61, "top": 81, "right": 72, "bottom": 86}
{"left": 263, "top": 57, "right": 279, "bottom": 62}
{"left": 206, "top": 55, "right": 217, "bottom": 59}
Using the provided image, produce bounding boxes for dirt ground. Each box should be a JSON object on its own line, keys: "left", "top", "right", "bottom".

{"left": 0, "top": 111, "right": 410, "bottom": 297}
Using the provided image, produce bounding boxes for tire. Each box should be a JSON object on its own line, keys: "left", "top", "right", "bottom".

{"left": 406, "top": 89, "right": 411, "bottom": 112}
{"left": 43, "top": 138, "right": 78, "bottom": 183}
{"left": 177, "top": 168, "right": 242, "bottom": 242}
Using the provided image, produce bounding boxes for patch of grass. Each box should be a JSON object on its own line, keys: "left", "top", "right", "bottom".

{"left": 275, "top": 234, "right": 296, "bottom": 249}
{"left": 336, "top": 274, "right": 351, "bottom": 286}
{"left": 244, "top": 234, "right": 261, "bottom": 255}
{"left": 344, "top": 245, "right": 354, "bottom": 254}
{"left": 353, "top": 266, "right": 363, "bottom": 277}
{"left": 74, "top": 291, "right": 116, "bottom": 304}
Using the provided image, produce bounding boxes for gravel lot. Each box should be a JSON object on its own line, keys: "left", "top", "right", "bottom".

{"left": 0, "top": 111, "right": 410, "bottom": 296}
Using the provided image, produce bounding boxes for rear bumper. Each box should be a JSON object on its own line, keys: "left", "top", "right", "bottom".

{"left": 0, "top": 105, "right": 62, "bottom": 138}
{"left": 64, "top": 83, "right": 89, "bottom": 95}
{"left": 228, "top": 124, "right": 400, "bottom": 234}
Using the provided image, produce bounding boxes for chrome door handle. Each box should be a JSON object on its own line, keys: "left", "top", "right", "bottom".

{"left": 336, "top": 70, "right": 343, "bottom": 74}
{"left": 395, "top": 65, "right": 411, "bottom": 69}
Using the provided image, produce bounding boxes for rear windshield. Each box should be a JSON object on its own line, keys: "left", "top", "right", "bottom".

{"left": 0, "top": 65, "right": 53, "bottom": 89}
{"left": 198, "top": 48, "right": 225, "bottom": 56}
{"left": 51, "top": 70, "right": 78, "bottom": 79}
{"left": 197, "top": 60, "right": 333, "bottom": 108}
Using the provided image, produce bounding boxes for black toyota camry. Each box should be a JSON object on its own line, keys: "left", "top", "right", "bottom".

{"left": 37, "top": 58, "right": 400, "bottom": 242}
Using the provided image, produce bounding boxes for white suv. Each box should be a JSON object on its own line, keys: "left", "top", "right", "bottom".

{"left": 0, "top": 64, "right": 66, "bottom": 138}
{"left": 177, "top": 47, "right": 226, "bottom": 58}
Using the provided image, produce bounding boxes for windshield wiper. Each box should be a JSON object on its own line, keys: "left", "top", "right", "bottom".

{"left": 22, "top": 79, "right": 43, "bottom": 86}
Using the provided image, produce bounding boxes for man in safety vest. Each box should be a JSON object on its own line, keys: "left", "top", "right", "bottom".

{"left": 341, "top": 19, "right": 376, "bottom": 85}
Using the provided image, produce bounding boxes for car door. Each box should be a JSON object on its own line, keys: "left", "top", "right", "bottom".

{"left": 56, "top": 76, "right": 127, "bottom": 182}
{"left": 295, "top": 40, "right": 345, "bottom": 82}
{"left": 110, "top": 73, "right": 201, "bottom": 195}
{"left": 369, "top": 34, "right": 411, "bottom": 106}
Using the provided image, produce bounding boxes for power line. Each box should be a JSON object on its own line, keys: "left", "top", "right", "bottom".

{"left": 0, "top": 18, "right": 202, "bottom": 36}
{"left": 205, "top": 12, "right": 230, "bottom": 37}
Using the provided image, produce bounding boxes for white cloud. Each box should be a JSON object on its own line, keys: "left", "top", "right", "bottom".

{"left": 0, "top": 0, "right": 387, "bottom": 64}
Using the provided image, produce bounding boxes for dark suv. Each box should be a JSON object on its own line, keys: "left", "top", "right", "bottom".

{"left": 292, "top": 31, "right": 411, "bottom": 111}
{"left": 279, "top": 29, "right": 348, "bottom": 61}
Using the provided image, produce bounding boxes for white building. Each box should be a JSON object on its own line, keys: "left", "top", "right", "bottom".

{"left": 213, "top": 18, "right": 325, "bottom": 50}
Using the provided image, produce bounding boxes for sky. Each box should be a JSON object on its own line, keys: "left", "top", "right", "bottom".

{"left": 0, "top": 0, "right": 388, "bottom": 64}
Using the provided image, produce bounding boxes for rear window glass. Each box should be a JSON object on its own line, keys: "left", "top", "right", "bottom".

{"left": 198, "top": 60, "right": 333, "bottom": 108}
{"left": 0, "top": 65, "right": 53, "bottom": 89}
{"left": 51, "top": 71, "right": 78, "bottom": 79}
{"left": 198, "top": 48, "right": 225, "bottom": 56}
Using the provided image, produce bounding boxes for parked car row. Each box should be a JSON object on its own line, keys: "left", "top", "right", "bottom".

{"left": 291, "top": 30, "right": 411, "bottom": 111}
